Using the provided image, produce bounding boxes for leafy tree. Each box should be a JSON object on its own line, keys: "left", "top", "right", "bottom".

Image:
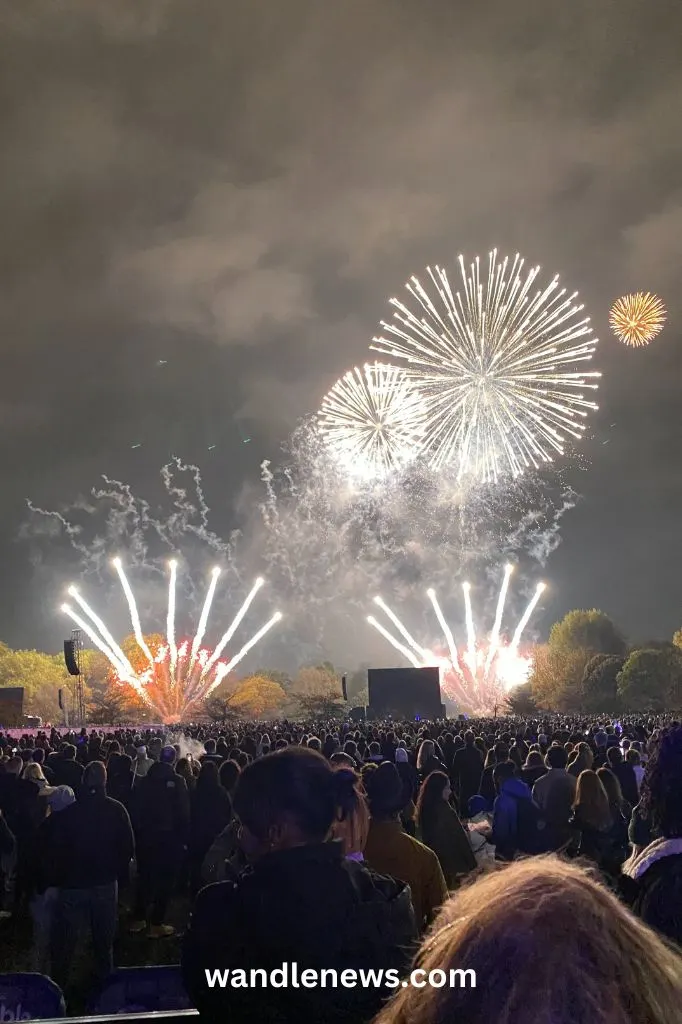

{"left": 350, "top": 686, "right": 369, "bottom": 708}
{"left": 549, "top": 609, "right": 626, "bottom": 658}
{"left": 581, "top": 654, "right": 625, "bottom": 712}
{"left": 617, "top": 648, "right": 682, "bottom": 712}
{"left": 529, "top": 643, "right": 591, "bottom": 711}
{"left": 227, "top": 675, "right": 287, "bottom": 718}
{"left": 204, "top": 696, "right": 239, "bottom": 725}
{"left": 295, "top": 693, "right": 346, "bottom": 719}
{"left": 673, "top": 629, "right": 682, "bottom": 651}
{"left": 88, "top": 685, "right": 134, "bottom": 725}
{"left": 292, "top": 665, "right": 341, "bottom": 699}
{"left": 253, "top": 668, "right": 293, "bottom": 693}
{"left": 505, "top": 683, "right": 539, "bottom": 716}
{"left": 346, "top": 666, "right": 369, "bottom": 703}
{"left": 0, "top": 642, "right": 76, "bottom": 722}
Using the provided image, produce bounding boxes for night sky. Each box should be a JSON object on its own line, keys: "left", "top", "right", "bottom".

{"left": 1, "top": 0, "right": 681, "bottom": 656}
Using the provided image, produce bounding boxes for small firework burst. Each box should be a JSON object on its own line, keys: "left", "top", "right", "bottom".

{"left": 609, "top": 292, "right": 666, "bottom": 347}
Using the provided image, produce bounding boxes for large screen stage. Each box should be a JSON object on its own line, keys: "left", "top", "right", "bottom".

{"left": 367, "top": 666, "right": 442, "bottom": 719}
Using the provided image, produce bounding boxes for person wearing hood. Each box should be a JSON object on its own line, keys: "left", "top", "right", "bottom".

{"left": 183, "top": 748, "right": 416, "bottom": 1024}
{"left": 132, "top": 745, "right": 153, "bottom": 781}
{"left": 621, "top": 725, "right": 682, "bottom": 946}
{"left": 43, "top": 763, "right": 134, "bottom": 989}
{"left": 129, "top": 745, "right": 189, "bottom": 937}
{"left": 491, "top": 761, "right": 543, "bottom": 861}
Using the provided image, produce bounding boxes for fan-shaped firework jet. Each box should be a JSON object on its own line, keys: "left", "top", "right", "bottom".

{"left": 371, "top": 250, "right": 600, "bottom": 482}
{"left": 318, "top": 362, "right": 426, "bottom": 480}
{"left": 609, "top": 292, "right": 666, "bottom": 347}
{"left": 367, "top": 567, "right": 545, "bottom": 714}
{"left": 61, "top": 560, "right": 282, "bottom": 722}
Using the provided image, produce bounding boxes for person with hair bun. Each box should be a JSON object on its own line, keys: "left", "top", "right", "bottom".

{"left": 183, "top": 747, "right": 416, "bottom": 1023}
{"left": 375, "top": 856, "right": 682, "bottom": 1024}
{"left": 329, "top": 767, "right": 370, "bottom": 861}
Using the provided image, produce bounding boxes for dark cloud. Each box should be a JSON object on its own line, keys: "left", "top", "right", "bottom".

{"left": 1, "top": 0, "right": 681, "bottom": 648}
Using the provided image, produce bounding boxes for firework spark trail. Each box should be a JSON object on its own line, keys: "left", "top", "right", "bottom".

{"left": 200, "top": 576, "right": 265, "bottom": 684}
{"left": 373, "top": 597, "right": 429, "bottom": 660}
{"left": 67, "top": 586, "right": 135, "bottom": 678}
{"left": 60, "top": 603, "right": 153, "bottom": 707}
{"left": 167, "top": 559, "right": 178, "bottom": 684}
{"left": 427, "top": 589, "right": 462, "bottom": 676}
{"left": 113, "top": 557, "right": 154, "bottom": 668}
{"left": 203, "top": 611, "right": 283, "bottom": 699}
{"left": 462, "top": 582, "right": 476, "bottom": 664}
{"left": 366, "top": 615, "right": 422, "bottom": 668}
{"left": 371, "top": 250, "right": 600, "bottom": 482}
{"left": 511, "top": 582, "right": 546, "bottom": 649}
{"left": 61, "top": 562, "right": 280, "bottom": 721}
{"left": 188, "top": 567, "right": 221, "bottom": 675}
{"left": 369, "top": 569, "right": 544, "bottom": 714}
{"left": 485, "top": 563, "right": 513, "bottom": 676}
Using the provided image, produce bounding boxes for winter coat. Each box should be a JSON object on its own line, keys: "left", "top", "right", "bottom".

{"left": 183, "top": 841, "right": 417, "bottom": 1024}
{"left": 419, "top": 801, "right": 476, "bottom": 887}
{"left": 621, "top": 837, "right": 682, "bottom": 946}
{"left": 492, "top": 776, "right": 537, "bottom": 861}
{"left": 451, "top": 746, "right": 484, "bottom": 809}
{"left": 189, "top": 783, "right": 233, "bottom": 862}
{"left": 39, "top": 786, "right": 134, "bottom": 890}
{"left": 130, "top": 761, "right": 189, "bottom": 848}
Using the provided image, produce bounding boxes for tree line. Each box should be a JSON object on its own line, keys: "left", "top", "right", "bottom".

{"left": 2, "top": 611, "right": 681, "bottom": 723}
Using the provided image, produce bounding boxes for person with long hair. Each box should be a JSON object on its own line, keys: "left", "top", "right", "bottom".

{"left": 374, "top": 857, "right": 682, "bottom": 1024}
{"left": 569, "top": 770, "right": 613, "bottom": 866}
{"left": 415, "top": 772, "right": 476, "bottom": 887}
{"left": 622, "top": 724, "right": 682, "bottom": 944}
{"left": 183, "top": 748, "right": 416, "bottom": 1023}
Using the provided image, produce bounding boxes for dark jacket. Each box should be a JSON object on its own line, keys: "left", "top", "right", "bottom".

{"left": 621, "top": 838, "right": 682, "bottom": 946}
{"left": 0, "top": 774, "right": 40, "bottom": 839}
{"left": 130, "top": 761, "right": 190, "bottom": 847}
{"left": 189, "top": 783, "right": 233, "bottom": 861}
{"left": 50, "top": 757, "right": 83, "bottom": 792}
{"left": 451, "top": 746, "right": 483, "bottom": 808}
{"left": 39, "top": 787, "right": 134, "bottom": 890}
{"left": 610, "top": 761, "right": 639, "bottom": 809}
{"left": 183, "top": 842, "right": 417, "bottom": 1024}
{"left": 419, "top": 802, "right": 476, "bottom": 886}
{"left": 492, "top": 777, "right": 538, "bottom": 860}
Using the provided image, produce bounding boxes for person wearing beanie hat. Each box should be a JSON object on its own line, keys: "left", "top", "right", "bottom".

{"left": 27, "top": 786, "right": 75, "bottom": 970}
{"left": 133, "top": 745, "right": 153, "bottom": 780}
{"left": 363, "top": 761, "right": 447, "bottom": 932}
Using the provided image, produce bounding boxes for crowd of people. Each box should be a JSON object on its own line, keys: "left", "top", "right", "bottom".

{"left": 0, "top": 713, "right": 681, "bottom": 1022}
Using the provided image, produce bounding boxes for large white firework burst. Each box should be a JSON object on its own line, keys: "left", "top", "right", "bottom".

{"left": 318, "top": 362, "right": 426, "bottom": 479}
{"left": 371, "top": 250, "right": 601, "bottom": 483}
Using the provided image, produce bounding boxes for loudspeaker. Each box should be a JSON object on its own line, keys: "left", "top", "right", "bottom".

{"left": 64, "top": 640, "right": 80, "bottom": 676}
{"left": 341, "top": 675, "right": 348, "bottom": 701}
{"left": 0, "top": 687, "right": 24, "bottom": 727}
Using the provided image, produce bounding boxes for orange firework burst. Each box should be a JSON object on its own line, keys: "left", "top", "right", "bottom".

{"left": 609, "top": 292, "right": 666, "bottom": 347}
